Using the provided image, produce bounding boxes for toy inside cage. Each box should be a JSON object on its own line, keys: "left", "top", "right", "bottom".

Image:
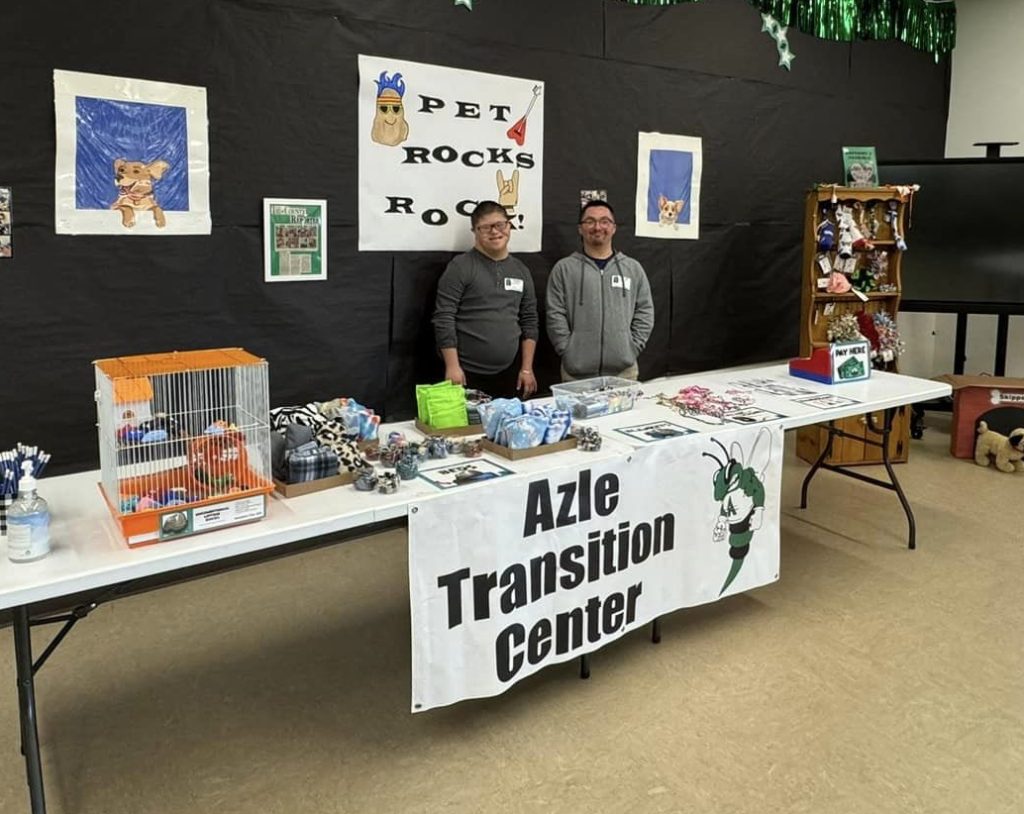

{"left": 94, "top": 348, "right": 274, "bottom": 546}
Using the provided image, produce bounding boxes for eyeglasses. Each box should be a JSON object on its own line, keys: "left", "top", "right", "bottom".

{"left": 475, "top": 221, "right": 511, "bottom": 234}
{"left": 580, "top": 218, "right": 615, "bottom": 227}
{"left": 378, "top": 105, "right": 402, "bottom": 114}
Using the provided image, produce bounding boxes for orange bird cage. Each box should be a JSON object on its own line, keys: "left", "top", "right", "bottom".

{"left": 94, "top": 348, "right": 274, "bottom": 546}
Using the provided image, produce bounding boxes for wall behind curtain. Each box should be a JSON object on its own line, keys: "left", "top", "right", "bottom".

{"left": 0, "top": 0, "right": 949, "bottom": 473}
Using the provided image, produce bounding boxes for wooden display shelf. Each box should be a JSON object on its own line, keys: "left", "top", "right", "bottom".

{"left": 812, "top": 291, "right": 900, "bottom": 301}
{"left": 811, "top": 184, "right": 916, "bottom": 204}
{"left": 797, "top": 185, "right": 914, "bottom": 465}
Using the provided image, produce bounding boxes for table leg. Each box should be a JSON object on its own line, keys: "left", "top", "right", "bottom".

{"left": 13, "top": 606, "right": 47, "bottom": 814}
{"left": 650, "top": 617, "right": 661, "bottom": 644}
{"left": 799, "top": 409, "right": 917, "bottom": 550}
{"left": 874, "top": 408, "right": 916, "bottom": 550}
{"left": 800, "top": 420, "right": 836, "bottom": 509}
{"left": 578, "top": 654, "right": 590, "bottom": 680}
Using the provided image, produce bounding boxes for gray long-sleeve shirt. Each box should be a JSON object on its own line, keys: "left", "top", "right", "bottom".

{"left": 432, "top": 249, "right": 539, "bottom": 375}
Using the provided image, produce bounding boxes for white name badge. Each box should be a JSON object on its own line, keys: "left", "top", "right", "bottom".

{"left": 504, "top": 277, "right": 524, "bottom": 292}
{"left": 611, "top": 275, "right": 631, "bottom": 290}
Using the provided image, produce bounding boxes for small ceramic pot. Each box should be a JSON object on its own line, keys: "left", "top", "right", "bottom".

{"left": 377, "top": 472, "right": 400, "bottom": 494}
{"left": 354, "top": 468, "right": 378, "bottom": 492}
{"left": 396, "top": 454, "right": 419, "bottom": 480}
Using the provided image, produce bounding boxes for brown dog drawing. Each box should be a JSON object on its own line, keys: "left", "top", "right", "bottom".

{"left": 111, "top": 159, "right": 170, "bottom": 228}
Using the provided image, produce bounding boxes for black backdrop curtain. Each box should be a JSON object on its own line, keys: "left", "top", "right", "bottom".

{"left": 0, "top": 0, "right": 949, "bottom": 473}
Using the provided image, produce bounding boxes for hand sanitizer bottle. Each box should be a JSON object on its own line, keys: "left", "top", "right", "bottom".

{"left": 7, "top": 461, "right": 51, "bottom": 563}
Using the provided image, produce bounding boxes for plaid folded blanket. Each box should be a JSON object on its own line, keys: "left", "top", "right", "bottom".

{"left": 285, "top": 441, "right": 340, "bottom": 483}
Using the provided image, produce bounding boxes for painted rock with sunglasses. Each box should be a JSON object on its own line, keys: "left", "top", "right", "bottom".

{"left": 371, "top": 70, "right": 409, "bottom": 147}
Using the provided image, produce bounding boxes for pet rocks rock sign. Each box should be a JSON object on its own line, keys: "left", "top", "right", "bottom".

{"left": 358, "top": 55, "right": 544, "bottom": 252}
{"left": 408, "top": 424, "right": 782, "bottom": 711}
{"left": 54, "top": 70, "right": 211, "bottom": 236}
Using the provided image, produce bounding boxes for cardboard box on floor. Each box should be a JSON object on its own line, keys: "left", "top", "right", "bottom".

{"left": 933, "top": 374, "right": 1024, "bottom": 458}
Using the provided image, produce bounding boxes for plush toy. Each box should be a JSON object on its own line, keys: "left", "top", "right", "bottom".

{"left": 816, "top": 209, "right": 836, "bottom": 252}
{"left": 974, "top": 421, "right": 1024, "bottom": 473}
{"left": 886, "top": 200, "right": 908, "bottom": 251}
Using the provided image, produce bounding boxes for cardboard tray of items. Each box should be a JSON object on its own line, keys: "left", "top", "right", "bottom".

{"left": 481, "top": 436, "right": 578, "bottom": 461}
{"left": 414, "top": 419, "right": 484, "bottom": 437}
{"left": 273, "top": 470, "right": 355, "bottom": 498}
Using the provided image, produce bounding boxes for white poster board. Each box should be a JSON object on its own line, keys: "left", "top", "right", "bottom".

{"left": 635, "top": 132, "right": 702, "bottom": 240}
{"left": 358, "top": 55, "right": 544, "bottom": 252}
{"left": 263, "top": 198, "right": 327, "bottom": 282}
{"left": 54, "top": 70, "right": 210, "bottom": 235}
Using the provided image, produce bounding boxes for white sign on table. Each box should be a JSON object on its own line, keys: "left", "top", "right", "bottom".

{"left": 408, "top": 424, "right": 783, "bottom": 712}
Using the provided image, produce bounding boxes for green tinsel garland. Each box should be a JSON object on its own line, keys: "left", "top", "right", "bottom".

{"left": 616, "top": 0, "right": 956, "bottom": 59}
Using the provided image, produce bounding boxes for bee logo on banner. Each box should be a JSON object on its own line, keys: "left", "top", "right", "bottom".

{"left": 358, "top": 55, "right": 544, "bottom": 252}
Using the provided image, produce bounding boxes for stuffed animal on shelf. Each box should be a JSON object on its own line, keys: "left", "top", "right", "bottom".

{"left": 886, "top": 200, "right": 908, "bottom": 251}
{"left": 974, "top": 421, "right": 1024, "bottom": 473}
{"left": 817, "top": 208, "right": 836, "bottom": 251}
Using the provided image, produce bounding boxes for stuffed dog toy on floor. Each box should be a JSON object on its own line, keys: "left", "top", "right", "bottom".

{"left": 974, "top": 421, "right": 1024, "bottom": 473}
{"left": 658, "top": 194, "right": 685, "bottom": 227}
{"left": 111, "top": 159, "right": 170, "bottom": 228}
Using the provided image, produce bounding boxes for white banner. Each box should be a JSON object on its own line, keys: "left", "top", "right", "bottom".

{"left": 409, "top": 424, "right": 782, "bottom": 712}
{"left": 358, "top": 55, "right": 544, "bottom": 252}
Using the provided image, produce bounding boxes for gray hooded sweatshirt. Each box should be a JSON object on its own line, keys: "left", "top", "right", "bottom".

{"left": 546, "top": 251, "right": 654, "bottom": 378}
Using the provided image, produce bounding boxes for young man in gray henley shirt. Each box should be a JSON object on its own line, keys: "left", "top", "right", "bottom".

{"left": 546, "top": 200, "right": 654, "bottom": 381}
{"left": 432, "top": 200, "right": 539, "bottom": 398}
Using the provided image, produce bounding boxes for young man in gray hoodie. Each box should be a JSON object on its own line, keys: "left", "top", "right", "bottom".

{"left": 546, "top": 201, "right": 654, "bottom": 381}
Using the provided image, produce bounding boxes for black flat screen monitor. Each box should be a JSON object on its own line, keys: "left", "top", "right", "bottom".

{"left": 880, "top": 159, "right": 1024, "bottom": 312}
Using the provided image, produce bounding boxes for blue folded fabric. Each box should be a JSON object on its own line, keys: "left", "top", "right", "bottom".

{"left": 479, "top": 398, "right": 524, "bottom": 440}
{"left": 543, "top": 409, "right": 572, "bottom": 444}
{"left": 501, "top": 413, "right": 549, "bottom": 449}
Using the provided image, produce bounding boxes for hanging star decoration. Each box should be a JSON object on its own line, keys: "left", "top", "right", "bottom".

{"left": 454, "top": 0, "right": 474, "bottom": 9}
{"left": 761, "top": 13, "right": 795, "bottom": 71}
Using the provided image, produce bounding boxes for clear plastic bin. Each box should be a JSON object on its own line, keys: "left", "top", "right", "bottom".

{"left": 551, "top": 376, "right": 641, "bottom": 419}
